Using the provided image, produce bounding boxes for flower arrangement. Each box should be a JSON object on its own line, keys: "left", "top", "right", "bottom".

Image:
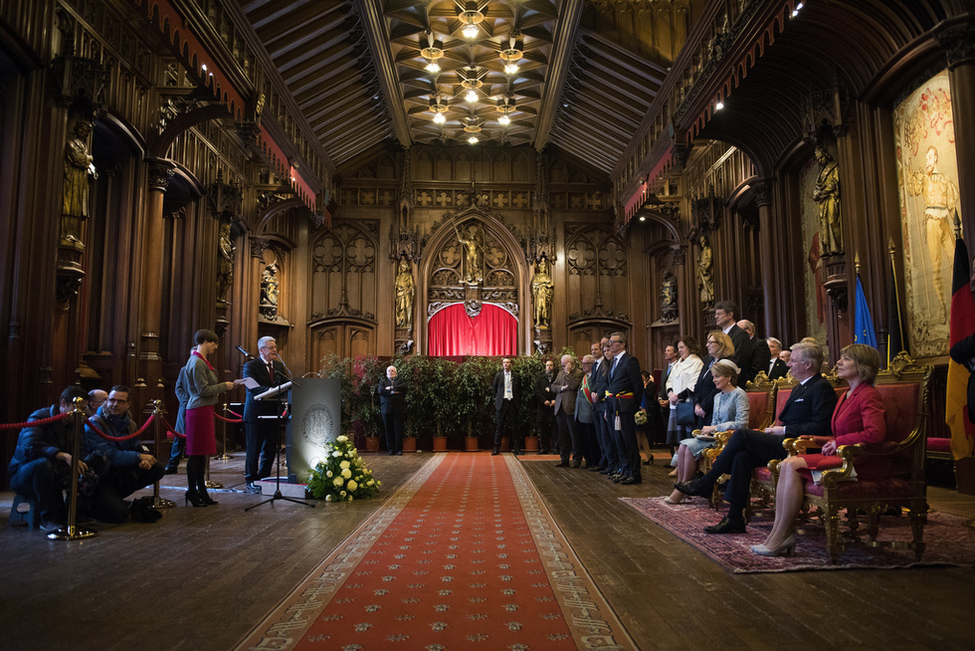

{"left": 634, "top": 409, "right": 648, "bottom": 426}
{"left": 306, "top": 435, "right": 382, "bottom": 502}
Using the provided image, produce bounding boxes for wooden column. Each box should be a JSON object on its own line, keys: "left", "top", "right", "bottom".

{"left": 137, "top": 158, "right": 175, "bottom": 406}
{"left": 942, "top": 24, "right": 975, "bottom": 244}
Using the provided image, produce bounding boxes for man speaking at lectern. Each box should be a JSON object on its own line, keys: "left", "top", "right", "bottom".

{"left": 243, "top": 336, "right": 287, "bottom": 493}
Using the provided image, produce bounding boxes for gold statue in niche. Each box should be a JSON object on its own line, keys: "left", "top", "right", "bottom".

{"left": 394, "top": 257, "right": 415, "bottom": 330}
{"left": 531, "top": 257, "right": 554, "bottom": 330}
{"left": 812, "top": 147, "right": 843, "bottom": 254}
{"left": 905, "top": 144, "right": 960, "bottom": 323}
{"left": 62, "top": 116, "right": 97, "bottom": 246}
{"left": 454, "top": 222, "right": 483, "bottom": 285}
{"left": 697, "top": 234, "right": 714, "bottom": 305}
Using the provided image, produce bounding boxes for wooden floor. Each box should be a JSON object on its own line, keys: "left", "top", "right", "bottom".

{"left": 1, "top": 450, "right": 974, "bottom": 650}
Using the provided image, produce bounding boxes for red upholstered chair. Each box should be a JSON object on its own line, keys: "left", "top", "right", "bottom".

{"left": 785, "top": 353, "right": 932, "bottom": 563}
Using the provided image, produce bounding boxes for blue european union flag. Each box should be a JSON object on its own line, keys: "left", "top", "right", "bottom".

{"left": 854, "top": 276, "right": 878, "bottom": 348}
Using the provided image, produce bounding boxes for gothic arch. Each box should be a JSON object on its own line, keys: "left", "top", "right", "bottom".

{"left": 419, "top": 207, "right": 527, "bottom": 354}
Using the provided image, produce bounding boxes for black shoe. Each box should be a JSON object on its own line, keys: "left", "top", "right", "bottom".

{"left": 244, "top": 482, "right": 262, "bottom": 494}
{"left": 570, "top": 460, "right": 581, "bottom": 468}
{"left": 704, "top": 516, "right": 746, "bottom": 534}
{"left": 185, "top": 491, "right": 208, "bottom": 507}
{"left": 588, "top": 465, "right": 604, "bottom": 472}
{"left": 610, "top": 474, "right": 623, "bottom": 483}
{"left": 387, "top": 450, "right": 396, "bottom": 455}
{"left": 163, "top": 466, "right": 179, "bottom": 475}
{"left": 673, "top": 478, "right": 711, "bottom": 498}
{"left": 513, "top": 450, "right": 522, "bottom": 455}
{"left": 620, "top": 476, "right": 642, "bottom": 485}
{"left": 538, "top": 449, "right": 549, "bottom": 455}
{"left": 199, "top": 490, "right": 218, "bottom": 506}
{"left": 492, "top": 450, "right": 500, "bottom": 456}
{"left": 599, "top": 468, "right": 613, "bottom": 475}
{"left": 555, "top": 460, "right": 569, "bottom": 468}
{"left": 395, "top": 451, "right": 402, "bottom": 456}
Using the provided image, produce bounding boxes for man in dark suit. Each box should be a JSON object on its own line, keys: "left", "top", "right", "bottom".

{"left": 675, "top": 341, "right": 837, "bottom": 533}
{"left": 534, "top": 359, "right": 557, "bottom": 454}
{"left": 552, "top": 354, "right": 584, "bottom": 467}
{"left": 766, "top": 337, "right": 789, "bottom": 380}
{"left": 588, "top": 339, "right": 613, "bottom": 472}
{"left": 243, "top": 336, "right": 287, "bottom": 493}
{"left": 605, "top": 331, "right": 644, "bottom": 484}
{"left": 715, "top": 300, "right": 749, "bottom": 366}
{"left": 377, "top": 364, "right": 407, "bottom": 456}
{"left": 737, "top": 319, "right": 771, "bottom": 385}
{"left": 492, "top": 357, "right": 521, "bottom": 455}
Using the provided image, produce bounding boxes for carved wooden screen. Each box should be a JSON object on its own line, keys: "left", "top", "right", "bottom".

{"left": 564, "top": 223, "right": 631, "bottom": 348}
{"left": 309, "top": 220, "right": 378, "bottom": 359}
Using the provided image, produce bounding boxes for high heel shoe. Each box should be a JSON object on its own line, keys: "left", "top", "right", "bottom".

{"left": 199, "top": 490, "right": 218, "bottom": 506}
{"left": 185, "top": 491, "right": 208, "bottom": 507}
{"left": 751, "top": 533, "right": 797, "bottom": 557}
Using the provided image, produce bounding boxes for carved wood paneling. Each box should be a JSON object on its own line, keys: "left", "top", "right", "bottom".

{"left": 310, "top": 220, "right": 379, "bottom": 324}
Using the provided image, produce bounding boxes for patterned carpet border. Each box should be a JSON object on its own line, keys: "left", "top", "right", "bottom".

{"left": 503, "top": 454, "right": 637, "bottom": 650}
{"left": 235, "top": 454, "right": 446, "bottom": 650}
{"left": 236, "top": 453, "right": 636, "bottom": 650}
{"left": 621, "top": 496, "right": 975, "bottom": 574}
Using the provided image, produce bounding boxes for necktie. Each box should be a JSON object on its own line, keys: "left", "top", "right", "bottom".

{"left": 268, "top": 363, "right": 274, "bottom": 382}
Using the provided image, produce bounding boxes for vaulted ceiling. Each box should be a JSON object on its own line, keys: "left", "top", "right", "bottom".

{"left": 237, "top": 0, "right": 699, "bottom": 176}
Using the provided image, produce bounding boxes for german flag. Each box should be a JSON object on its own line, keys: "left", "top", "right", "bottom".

{"left": 947, "top": 236, "right": 975, "bottom": 460}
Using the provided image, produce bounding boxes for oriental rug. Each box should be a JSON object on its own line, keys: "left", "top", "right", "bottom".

{"left": 621, "top": 496, "right": 975, "bottom": 574}
{"left": 238, "top": 452, "right": 635, "bottom": 650}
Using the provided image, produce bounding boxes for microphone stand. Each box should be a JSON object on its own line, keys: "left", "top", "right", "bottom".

{"left": 245, "top": 363, "right": 314, "bottom": 510}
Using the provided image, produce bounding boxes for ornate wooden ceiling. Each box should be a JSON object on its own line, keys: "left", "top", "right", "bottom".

{"left": 238, "top": 0, "right": 696, "bottom": 175}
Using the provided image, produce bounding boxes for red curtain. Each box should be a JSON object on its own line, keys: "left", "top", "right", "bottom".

{"left": 428, "top": 303, "right": 517, "bottom": 356}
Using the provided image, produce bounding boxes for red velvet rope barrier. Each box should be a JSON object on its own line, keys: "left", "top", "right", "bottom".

{"left": 0, "top": 411, "right": 72, "bottom": 430}
{"left": 159, "top": 414, "right": 186, "bottom": 440}
{"left": 224, "top": 408, "right": 242, "bottom": 419}
{"left": 214, "top": 412, "right": 243, "bottom": 423}
{"left": 85, "top": 414, "right": 155, "bottom": 442}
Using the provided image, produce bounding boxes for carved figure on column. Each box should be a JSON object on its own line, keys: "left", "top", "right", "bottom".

{"left": 697, "top": 234, "right": 714, "bottom": 306}
{"left": 455, "top": 222, "right": 483, "bottom": 285}
{"left": 394, "top": 256, "right": 415, "bottom": 330}
{"left": 813, "top": 147, "right": 843, "bottom": 255}
{"left": 531, "top": 257, "right": 554, "bottom": 330}
{"left": 661, "top": 272, "right": 678, "bottom": 323}
{"left": 905, "top": 145, "right": 960, "bottom": 324}
{"left": 216, "top": 221, "right": 235, "bottom": 303}
{"left": 61, "top": 116, "right": 97, "bottom": 246}
{"left": 260, "top": 263, "right": 279, "bottom": 320}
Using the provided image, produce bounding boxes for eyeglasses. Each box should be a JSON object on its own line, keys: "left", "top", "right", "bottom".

{"left": 107, "top": 398, "right": 128, "bottom": 404}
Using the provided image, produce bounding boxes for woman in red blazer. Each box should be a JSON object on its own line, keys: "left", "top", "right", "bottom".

{"left": 752, "top": 343, "right": 886, "bottom": 557}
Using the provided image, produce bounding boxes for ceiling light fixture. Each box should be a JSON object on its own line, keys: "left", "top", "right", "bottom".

{"left": 457, "top": 1, "right": 484, "bottom": 39}
{"left": 467, "top": 135, "right": 479, "bottom": 144}
{"left": 499, "top": 31, "right": 524, "bottom": 63}
{"left": 498, "top": 115, "right": 510, "bottom": 125}
{"left": 420, "top": 32, "right": 444, "bottom": 60}
{"left": 496, "top": 94, "right": 516, "bottom": 126}
{"left": 433, "top": 112, "right": 446, "bottom": 124}
{"left": 504, "top": 62, "right": 518, "bottom": 75}
{"left": 792, "top": 2, "right": 804, "bottom": 17}
{"left": 465, "top": 89, "right": 478, "bottom": 102}
{"left": 715, "top": 100, "right": 725, "bottom": 110}
{"left": 425, "top": 61, "right": 441, "bottom": 74}
{"left": 430, "top": 97, "right": 449, "bottom": 121}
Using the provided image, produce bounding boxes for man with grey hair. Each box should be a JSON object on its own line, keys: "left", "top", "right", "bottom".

{"left": 378, "top": 364, "right": 407, "bottom": 456}
{"left": 674, "top": 341, "right": 836, "bottom": 533}
{"left": 766, "top": 337, "right": 788, "bottom": 380}
{"left": 243, "top": 336, "right": 286, "bottom": 492}
{"left": 736, "top": 319, "right": 770, "bottom": 385}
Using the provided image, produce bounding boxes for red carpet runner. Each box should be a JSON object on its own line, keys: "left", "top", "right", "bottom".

{"left": 238, "top": 453, "right": 635, "bottom": 650}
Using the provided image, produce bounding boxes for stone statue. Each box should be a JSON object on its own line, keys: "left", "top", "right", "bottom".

{"left": 455, "top": 222, "right": 483, "bottom": 285}
{"left": 394, "top": 257, "right": 415, "bottom": 330}
{"left": 216, "top": 222, "right": 235, "bottom": 303}
{"left": 61, "top": 117, "right": 97, "bottom": 246}
{"left": 813, "top": 146, "right": 843, "bottom": 255}
{"left": 531, "top": 257, "right": 554, "bottom": 330}
{"left": 697, "top": 234, "right": 714, "bottom": 305}
{"left": 661, "top": 272, "right": 678, "bottom": 323}
{"left": 905, "top": 144, "right": 960, "bottom": 323}
{"left": 260, "top": 263, "right": 279, "bottom": 319}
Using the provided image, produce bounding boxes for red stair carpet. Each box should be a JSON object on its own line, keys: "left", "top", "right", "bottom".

{"left": 238, "top": 452, "right": 635, "bottom": 650}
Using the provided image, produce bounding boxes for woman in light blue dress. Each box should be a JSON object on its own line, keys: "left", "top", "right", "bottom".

{"left": 665, "top": 360, "right": 748, "bottom": 504}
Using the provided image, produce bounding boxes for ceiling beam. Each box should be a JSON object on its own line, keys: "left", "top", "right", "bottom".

{"left": 532, "top": 0, "right": 586, "bottom": 150}
{"left": 353, "top": 0, "right": 413, "bottom": 147}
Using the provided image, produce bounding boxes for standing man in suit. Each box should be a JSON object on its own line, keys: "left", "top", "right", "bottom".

{"left": 243, "top": 336, "right": 287, "bottom": 493}
{"left": 552, "top": 354, "right": 584, "bottom": 467}
{"left": 766, "top": 337, "right": 789, "bottom": 380}
{"left": 492, "top": 357, "right": 521, "bottom": 455}
{"left": 534, "top": 359, "right": 558, "bottom": 455}
{"left": 737, "top": 319, "right": 771, "bottom": 385}
{"left": 377, "top": 365, "right": 407, "bottom": 456}
{"left": 588, "top": 340, "right": 611, "bottom": 472}
{"left": 674, "top": 341, "right": 837, "bottom": 533}
{"left": 715, "top": 301, "right": 749, "bottom": 366}
{"left": 605, "top": 331, "right": 644, "bottom": 485}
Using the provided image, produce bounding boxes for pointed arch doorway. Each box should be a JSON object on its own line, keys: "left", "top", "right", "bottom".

{"left": 421, "top": 209, "right": 525, "bottom": 356}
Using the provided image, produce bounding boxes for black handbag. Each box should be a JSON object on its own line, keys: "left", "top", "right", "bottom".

{"left": 675, "top": 401, "right": 696, "bottom": 427}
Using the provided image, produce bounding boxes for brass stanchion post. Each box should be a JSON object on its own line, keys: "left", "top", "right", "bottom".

{"left": 151, "top": 399, "right": 176, "bottom": 508}
{"left": 216, "top": 402, "right": 233, "bottom": 460}
{"left": 48, "top": 397, "right": 97, "bottom": 541}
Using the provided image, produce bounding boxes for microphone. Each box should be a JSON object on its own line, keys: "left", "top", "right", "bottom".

{"left": 236, "top": 345, "right": 254, "bottom": 359}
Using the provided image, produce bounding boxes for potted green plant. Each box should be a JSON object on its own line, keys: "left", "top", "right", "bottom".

{"left": 513, "top": 355, "right": 544, "bottom": 452}
{"left": 455, "top": 356, "right": 496, "bottom": 451}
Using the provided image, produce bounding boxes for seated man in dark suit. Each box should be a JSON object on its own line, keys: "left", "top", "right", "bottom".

{"left": 674, "top": 341, "right": 837, "bottom": 533}
{"left": 492, "top": 357, "right": 521, "bottom": 455}
{"left": 737, "top": 319, "right": 771, "bottom": 385}
{"left": 8, "top": 386, "right": 90, "bottom": 530}
{"left": 85, "top": 385, "right": 166, "bottom": 522}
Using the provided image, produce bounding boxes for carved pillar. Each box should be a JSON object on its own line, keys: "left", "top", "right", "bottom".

{"left": 941, "top": 23, "right": 975, "bottom": 244}
{"left": 137, "top": 158, "right": 175, "bottom": 398}
{"left": 754, "top": 184, "right": 777, "bottom": 338}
